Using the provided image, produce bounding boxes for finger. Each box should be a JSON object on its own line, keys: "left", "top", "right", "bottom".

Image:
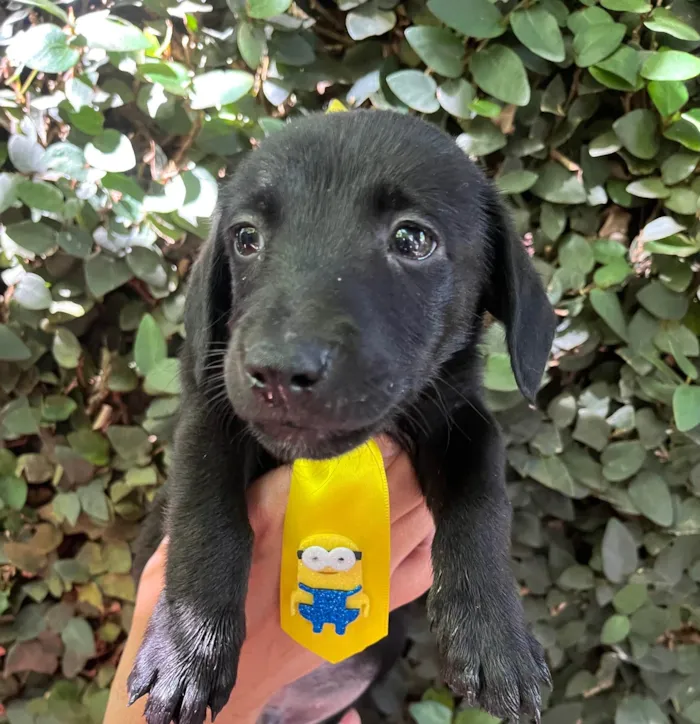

{"left": 390, "top": 504, "right": 435, "bottom": 574}
{"left": 390, "top": 535, "right": 433, "bottom": 611}
{"left": 339, "top": 709, "right": 362, "bottom": 724}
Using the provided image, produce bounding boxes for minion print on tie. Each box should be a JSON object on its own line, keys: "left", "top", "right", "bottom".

{"left": 291, "top": 534, "right": 369, "bottom": 635}
{"left": 280, "top": 441, "right": 391, "bottom": 664}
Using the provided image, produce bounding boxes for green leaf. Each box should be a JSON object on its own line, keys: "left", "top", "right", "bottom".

{"left": 573, "top": 22, "right": 626, "bottom": 68}
{"left": 144, "top": 358, "right": 182, "bottom": 395}
{"left": 245, "top": 0, "right": 291, "bottom": 18}
{"left": 601, "top": 614, "right": 630, "bottom": 644}
{"left": 484, "top": 353, "right": 519, "bottom": 392}
{"left": 0, "top": 325, "right": 31, "bottom": 362}
{"left": 470, "top": 45, "right": 530, "bottom": 106}
{"left": 591, "top": 46, "right": 643, "bottom": 91}
{"left": 13, "top": 273, "right": 51, "bottom": 311}
{"left": 427, "top": 0, "right": 504, "bottom": 39}
{"left": 13, "top": 0, "right": 69, "bottom": 23}
{"left": 386, "top": 71, "right": 439, "bottom": 113}
{"left": 641, "top": 50, "right": 700, "bottom": 81}
{"left": 456, "top": 119, "right": 506, "bottom": 156}
{"left": 613, "top": 110, "right": 659, "bottom": 160}
{"left": 42, "top": 395, "right": 77, "bottom": 422}
{"left": 613, "top": 583, "right": 647, "bottom": 614}
{"left": 602, "top": 518, "right": 639, "bottom": 583}
{"left": 346, "top": 6, "right": 396, "bottom": 40}
{"left": 558, "top": 565, "right": 595, "bottom": 590}
{"left": 626, "top": 177, "right": 670, "bottom": 199}
{"left": 643, "top": 8, "right": 700, "bottom": 41}
{"left": 409, "top": 701, "right": 453, "bottom": 724}
{"left": 84, "top": 131, "right": 136, "bottom": 173}
{"left": 75, "top": 11, "right": 151, "bottom": 52}
{"left": 57, "top": 229, "right": 93, "bottom": 259}
{"left": 673, "top": 385, "right": 700, "bottom": 432}
{"left": 52, "top": 491, "right": 81, "bottom": 526}
{"left": 436, "top": 79, "right": 475, "bottom": 118}
{"left": 639, "top": 216, "right": 686, "bottom": 242}
{"left": 636, "top": 281, "right": 688, "bottom": 320}
{"left": 532, "top": 161, "right": 587, "bottom": 204}
{"left": 602, "top": 441, "right": 646, "bottom": 481}
{"left": 52, "top": 329, "right": 81, "bottom": 370}
{"left": 5, "top": 220, "right": 58, "bottom": 255}
{"left": 85, "top": 255, "right": 134, "bottom": 298}
{"left": 664, "top": 109, "right": 700, "bottom": 151}
{"left": 0, "top": 476, "right": 28, "bottom": 511}
{"left": 7, "top": 24, "right": 79, "bottom": 73}
{"left": 601, "top": 0, "right": 651, "bottom": 11}
{"left": 511, "top": 7, "right": 565, "bottom": 62}
{"left": 67, "top": 429, "right": 110, "bottom": 466}
{"left": 661, "top": 153, "right": 698, "bottom": 185}
{"left": 190, "top": 70, "right": 254, "bottom": 110}
{"left": 628, "top": 471, "right": 674, "bottom": 526}
{"left": 616, "top": 696, "right": 669, "bottom": 724}
{"left": 237, "top": 23, "right": 266, "bottom": 70}
{"left": 61, "top": 617, "right": 96, "bottom": 658}
{"left": 133, "top": 314, "right": 167, "bottom": 376}
{"left": 16, "top": 180, "right": 64, "bottom": 214}
{"left": 496, "top": 170, "right": 538, "bottom": 195}
{"left": 404, "top": 26, "right": 464, "bottom": 78}
{"left": 648, "top": 80, "right": 688, "bottom": 117}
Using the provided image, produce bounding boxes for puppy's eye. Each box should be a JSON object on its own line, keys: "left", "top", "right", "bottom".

{"left": 233, "top": 226, "right": 262, "bottom": 257}
{"left": 391, "top": 225, "right": 436, "bottom": 261}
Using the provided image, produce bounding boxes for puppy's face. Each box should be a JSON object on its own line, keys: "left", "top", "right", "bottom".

{"left": 209, "top": 112, "right": 491, "bottom": 460}
{"left": 199, "top": 112, "right": 507, "bottom": 459}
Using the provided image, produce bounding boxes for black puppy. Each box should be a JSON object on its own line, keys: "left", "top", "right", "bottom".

{"left": 128, "top": 109, "right": 556, "bottom": 724}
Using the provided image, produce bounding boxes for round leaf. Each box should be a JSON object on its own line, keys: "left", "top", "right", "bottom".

{"left": 245, "top": 0, "right": 291, "bottom": 19}
{"left": 613, "top": 109, "right": 660, "bottom": 160}
{"left": 673, "top": 385, "right": 700, "bottom": 432}
{"left": 133, "top": 314, "right": 167, "bottom": 376}
{"left": 601, "top": 614, "right": 630, "bottom": 644}
{"left": 14, "top": 273, "right": 52, "bottom": 311}
{"left": 404, "top": 26, "right": 465, "bottom": 78}
{"left": 602, "top": 518, "right": 639, "bottom": 583}
{"left": 427, "top": 0, "right": 504, "bottom": 39}
{"left": 7, "top": 24, "right": 79, "bottom": 73}
{"left": 573, "top": 22, "right": 626, "bottom": 68}
{"left": 470, "top": 45, "right": 531, "bottom": 107}
{"left": 85, "top": 131, "right": 136, "bottom": 173}
{"left": 641, "top": 50, "right": 700, "bottom": 81}
{"left": 511, "top": 7, "right": 565, "bottom": 63}
{"left": 386, "top": 70, "right": 439, "bottom": 113}
{"left": 190, "top": 70, "right": 254, "bottom": 110}
{"left": 628, "top": 472, "right": 674, "bottom": 526}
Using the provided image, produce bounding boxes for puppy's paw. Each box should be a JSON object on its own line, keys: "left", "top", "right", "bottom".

{"left": 127, "top": 594, "right": 243, "bottom": 724}
{"left": 428, "top": 586, "right": 551, "bottom": 723}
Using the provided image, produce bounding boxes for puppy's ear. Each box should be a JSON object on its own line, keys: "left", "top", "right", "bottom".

{"left": 183, "top": 217, "right": 232, "bottom": 386}
{"left": 481, "top": 186, "right": 556, "bottom": 402}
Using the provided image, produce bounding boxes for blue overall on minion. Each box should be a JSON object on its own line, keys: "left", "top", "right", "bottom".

{"left": 297, "top": 583, "right": 362, "bottom": 635}
{"left": 291, "top": 533, "right": 370, "bottom": 637}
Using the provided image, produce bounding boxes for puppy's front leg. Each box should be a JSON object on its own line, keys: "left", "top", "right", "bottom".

{"left": 127, "top": 399, "right": 264, "bottom": 724}
{"left": 414, "top": 399, "right": 551, "bottom": 722}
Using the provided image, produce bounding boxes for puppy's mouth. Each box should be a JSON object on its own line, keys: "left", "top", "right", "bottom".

{"left": 248, "top": 418, "right": 378, "bottom": 460}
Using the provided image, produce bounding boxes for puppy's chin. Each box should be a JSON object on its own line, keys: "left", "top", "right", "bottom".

{"left": 248, "top": 421, "right": 377, "bottom": 462}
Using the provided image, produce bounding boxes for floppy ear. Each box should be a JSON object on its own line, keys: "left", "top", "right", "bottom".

{"left": 183, "top": 216, "right": 232, "bottom": 387}
{"left": 481, "top": 185, "right": 556, "bottom": 402}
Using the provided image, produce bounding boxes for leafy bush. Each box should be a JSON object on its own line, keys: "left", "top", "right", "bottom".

{"left": 1, "top": 0, "right": 699, "bottom": 721}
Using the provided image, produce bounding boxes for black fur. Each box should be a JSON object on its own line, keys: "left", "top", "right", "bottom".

{"left": 128, "top": 110, "right": 556, "bottom": 724}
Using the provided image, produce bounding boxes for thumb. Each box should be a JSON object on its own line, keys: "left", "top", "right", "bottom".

{"left": 339, "top": 710, "right": 362, "bottom": 724}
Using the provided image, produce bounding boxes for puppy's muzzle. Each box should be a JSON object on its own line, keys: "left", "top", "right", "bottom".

{"left": 243, "top": 339, "right": 335, "bottom": 408}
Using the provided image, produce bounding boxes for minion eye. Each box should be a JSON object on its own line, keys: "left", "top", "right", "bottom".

{"left": 328, "top": 547, "right": 356, "bottom": 571}
{"left": 301, "top": 546, "right": 328, "bottom": 571}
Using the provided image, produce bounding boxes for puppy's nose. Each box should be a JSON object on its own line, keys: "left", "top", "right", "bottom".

{"left": 244, "top": 341, "right": 332, "bottom": 405}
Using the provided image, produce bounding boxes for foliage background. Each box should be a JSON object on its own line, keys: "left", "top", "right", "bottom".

{"left": 0, "top": 0, "right": 699, "bottom": 721}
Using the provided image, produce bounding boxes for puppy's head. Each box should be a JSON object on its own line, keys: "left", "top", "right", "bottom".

{"left": 185, "top": 110, "right": 555, "bottom": 460}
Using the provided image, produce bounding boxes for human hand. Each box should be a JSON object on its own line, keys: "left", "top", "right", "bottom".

{"left": 104, "top": 436, "right": 434, "bottom": 723}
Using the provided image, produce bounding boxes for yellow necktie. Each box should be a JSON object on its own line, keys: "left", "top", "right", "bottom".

{"left": 280, "top": 441, "right": 391, "bottom": 663}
